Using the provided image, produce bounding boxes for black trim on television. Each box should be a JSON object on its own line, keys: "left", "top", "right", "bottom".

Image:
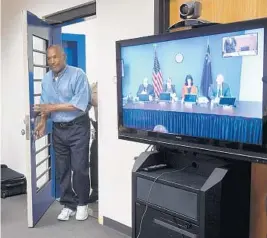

{"left": 116, "top": 17, "right": 267, "bottom": 162}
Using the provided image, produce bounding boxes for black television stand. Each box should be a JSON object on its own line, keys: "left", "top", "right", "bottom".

{"left": 132, "top": 148, "right": 251, "bottom": 238}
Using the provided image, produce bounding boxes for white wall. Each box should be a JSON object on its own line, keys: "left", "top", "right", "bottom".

{"left": 239, "top": 29, "right": 264, "bottom": 102}
{"left": 1, "top": 0, "right": 154, "bottom": 228}
{"left": 96, "top": 0, "right": 154, "bottom": 226}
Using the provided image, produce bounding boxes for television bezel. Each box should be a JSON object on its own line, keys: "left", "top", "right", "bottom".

{"left": 116, "top": 17, "right": 267, "bottom": 163}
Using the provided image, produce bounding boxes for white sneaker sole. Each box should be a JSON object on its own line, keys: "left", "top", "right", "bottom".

{"left": 57, "top": 211, "right": 76, "bottom": 221}
{"left": 76, "top": 210, "right": 89, "bottom": 221}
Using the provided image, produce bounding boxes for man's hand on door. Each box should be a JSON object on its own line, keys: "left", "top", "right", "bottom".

{"left": 34, "top": 122, "right": 46, "bottom": 139}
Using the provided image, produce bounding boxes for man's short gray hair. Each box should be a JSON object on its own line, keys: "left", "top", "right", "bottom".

{"left": 47, "top": 44, "right": 66, "bottom": 56}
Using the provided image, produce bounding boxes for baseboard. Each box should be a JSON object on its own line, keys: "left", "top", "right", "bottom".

{"left": 103, "top": 216, "right": 131, "bottom": 237}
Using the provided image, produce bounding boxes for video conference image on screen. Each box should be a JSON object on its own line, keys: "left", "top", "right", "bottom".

{"left": 121, "top": 28, "right": 264, "bottom": 145}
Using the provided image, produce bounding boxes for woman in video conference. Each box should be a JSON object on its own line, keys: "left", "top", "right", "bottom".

{"left": 181, "top": 74, "right": 198, "bottom": 99}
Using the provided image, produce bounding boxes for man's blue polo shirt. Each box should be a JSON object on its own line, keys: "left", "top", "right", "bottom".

{"left": 40, "top": 65, "right": 91, "bottom": 122}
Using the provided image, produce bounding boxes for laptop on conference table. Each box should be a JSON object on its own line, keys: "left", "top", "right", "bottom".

{"left": 159, "top": 92, "right": 171, "bottom": 101}
{"left": 184, "top": 94, "right": 197, "bottom": 103}
{"left": 139, "top": 94, "right": 150, "bottom": 102}
{"left": 219, "top": 97, "right": 236, "bottom": 106}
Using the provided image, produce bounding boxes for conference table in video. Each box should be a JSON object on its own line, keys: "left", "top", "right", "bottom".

{"left": 122, "top": 100, "right": 262, "bottom": 144}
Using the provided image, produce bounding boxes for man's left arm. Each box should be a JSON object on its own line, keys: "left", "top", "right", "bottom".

{"left": 64, "top": 72, "right": 91, "bottom": 112}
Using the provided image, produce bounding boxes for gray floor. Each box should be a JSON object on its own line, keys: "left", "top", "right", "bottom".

{"left": 1, "top": 195, "right": 129, "bottom": 238}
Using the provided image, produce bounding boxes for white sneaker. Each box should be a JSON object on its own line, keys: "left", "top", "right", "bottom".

{"left": 76, "top": 205, "right": 89, "bottom": 221}
{"left": 57, "top": 208, "right": 76, "bottom": 221}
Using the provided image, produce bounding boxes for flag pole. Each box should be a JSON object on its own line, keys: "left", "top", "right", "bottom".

{"left": 153, "top": 43, "right": 157, "bottom": 53}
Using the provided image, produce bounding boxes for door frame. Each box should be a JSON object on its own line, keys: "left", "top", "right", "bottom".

{"left": 43, "top": 1, "right": 96, "bottom": 25}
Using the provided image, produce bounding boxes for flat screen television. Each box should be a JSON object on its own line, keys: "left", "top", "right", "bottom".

{"left": 116, "top": 18, "right": 267, "bottom": 163}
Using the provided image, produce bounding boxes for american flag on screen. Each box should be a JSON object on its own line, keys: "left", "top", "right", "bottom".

{"left": 152, "top": 48, "right": 163, "bottom": 98}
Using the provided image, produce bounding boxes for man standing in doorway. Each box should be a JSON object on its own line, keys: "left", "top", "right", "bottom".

{"left": 89, "top": 82, "right": 98, "bottom": 203}
{"left": 34, "top": 45, "right": 91, "bottom": 221}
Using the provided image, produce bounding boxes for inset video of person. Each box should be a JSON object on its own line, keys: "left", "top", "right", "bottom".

{"left": 224, "top": 37, "right": 237, "bottom": 53}
{"left": 223, "top": 33, "right": 258, "bottom": 57}
{"left": 121, "top": 27, "right": 264, "bottom": 144}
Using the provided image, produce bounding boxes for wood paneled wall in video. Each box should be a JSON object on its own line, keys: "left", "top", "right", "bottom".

{"left": 170, "top": 0, "right": 267, "bottom": 26}
{"left": 169, "top": 0, "right": 267, "bottom": 238}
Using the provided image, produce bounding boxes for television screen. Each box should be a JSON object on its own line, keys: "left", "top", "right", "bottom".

{"left": 116, "top": 18, "right": 267, "bottom": 161}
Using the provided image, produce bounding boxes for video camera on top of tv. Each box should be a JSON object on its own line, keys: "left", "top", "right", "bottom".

{"left": 180, "top": 1, "right": 202, "bottom": 20}
{"left": 168, "top": 1, "right": 218, "bottom": 31}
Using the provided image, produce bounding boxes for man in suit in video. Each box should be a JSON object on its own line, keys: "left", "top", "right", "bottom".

{"left": 162, "top": 77, "right": 176, "bottom": 100}
{"left": 136, "top": 77, "right": 154, "bottom": 98}
{"left": 208, "top": 74, "right": 231, "bottom": 102}
{"left": 163, "top": 77, "right": 176, "bottom": 93}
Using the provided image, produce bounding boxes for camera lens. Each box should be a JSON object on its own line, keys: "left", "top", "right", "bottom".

{"left": 180, "top": 4, "right": 189, "bottom": 15}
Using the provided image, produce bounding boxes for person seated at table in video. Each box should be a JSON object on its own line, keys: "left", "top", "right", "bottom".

{"left": 137, "top": 77, "right": 154, "bottom": 99}
{"left": 181, "top": 74, "right": 198, "bottom": 99}
{"left": 224, "top": 37, "right": 237, "bottom": 53}
{"left": 208, "top": 74, "right": 231, "bottom": 102}
{"left": 163, "top": 77, "right": 176, "bottom": 99}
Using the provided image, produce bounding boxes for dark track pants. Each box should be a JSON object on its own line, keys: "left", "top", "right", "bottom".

{"left": 52, "top": 115, "right": 90, "bottom": 210}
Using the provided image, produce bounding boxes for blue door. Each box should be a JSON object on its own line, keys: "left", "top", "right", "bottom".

{"left": 23, "top": 10, "right": 61, "bottom": 227}
{"left": 62, "top": 33, "right": 86, "bottom": 72}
